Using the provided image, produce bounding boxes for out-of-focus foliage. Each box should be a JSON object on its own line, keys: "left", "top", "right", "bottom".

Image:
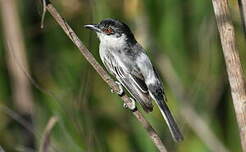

{"left": 0, "top": 0, "right": 245, "bottom": 152}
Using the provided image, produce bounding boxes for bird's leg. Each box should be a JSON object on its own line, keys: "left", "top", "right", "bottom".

{"left": 111, "top": 81, "right": 124, "bottom": 96}
{"left": 111, "top": 81, "right": 136, "bottom": 111}
{"left": 123, "top": 97, "right": 137, "bottom": 112}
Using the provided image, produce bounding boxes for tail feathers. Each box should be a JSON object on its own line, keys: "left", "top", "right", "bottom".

{"left": 155, "top": 100, "right": 184, "bottom": 142}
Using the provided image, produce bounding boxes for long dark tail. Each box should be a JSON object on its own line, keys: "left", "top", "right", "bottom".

{"left": 155, "top": 99, "right": 184, "bottom": 142}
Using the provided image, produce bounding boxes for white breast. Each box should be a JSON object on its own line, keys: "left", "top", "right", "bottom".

{"left": 97, "top": 33, "right": 126, "bottom": 49}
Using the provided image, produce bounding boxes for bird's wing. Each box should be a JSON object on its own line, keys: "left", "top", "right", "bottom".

{"left": 152, "top": 65, "right": 167, "bottom": 102}
{"left": 135, "top": 52, "right": 183, "bottom": 141}
{"left": 102, "top": 52, "right": 153, "bottom": 112}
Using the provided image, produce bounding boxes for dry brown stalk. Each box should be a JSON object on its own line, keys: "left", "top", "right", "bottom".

{"left": 238, "top": 0, "right": 246, "bottom": 35}
{"left": 0, "top": 0, "right": 34, "bottom": 114}
{"left": 212, "top": 0, "right": 246, "bottom": 151}
{"left": 39, "top": 116, "right": 59, "bottom": 152}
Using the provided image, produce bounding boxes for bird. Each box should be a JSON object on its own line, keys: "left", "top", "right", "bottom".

{"left": 84, "top": 18, "right": 183, "bottom": 142}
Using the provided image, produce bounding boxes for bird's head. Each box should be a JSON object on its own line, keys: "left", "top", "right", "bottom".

{"left": 84, "top": 18, "right": 136, "bottom": 46}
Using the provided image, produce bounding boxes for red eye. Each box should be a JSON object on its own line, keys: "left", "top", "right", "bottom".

{"left": 103, "top": 28, "right": 113, "bottom": 34}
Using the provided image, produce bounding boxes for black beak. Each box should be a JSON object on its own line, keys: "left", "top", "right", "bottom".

{"left": 84, "top": 24, "right": 101, "bottom": 33}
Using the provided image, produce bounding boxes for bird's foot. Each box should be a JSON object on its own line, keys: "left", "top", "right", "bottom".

{"left": 111, "top": 81, "right": 124, "bottom": 96}
{"left": 123, "top": 98, "right": 137, "bottom": 112}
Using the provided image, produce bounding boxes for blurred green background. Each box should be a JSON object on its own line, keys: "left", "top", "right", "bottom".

{"left": 0, "top": 0, "right": 245, "bottom": 152}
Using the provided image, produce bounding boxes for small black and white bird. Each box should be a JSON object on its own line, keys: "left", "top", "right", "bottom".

{"left": 84, "top": 18, "right": 183, "bottom": 142}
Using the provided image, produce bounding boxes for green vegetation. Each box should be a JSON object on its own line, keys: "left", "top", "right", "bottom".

{"left": 0, "top": 0, "right": 245, "bottom": 151}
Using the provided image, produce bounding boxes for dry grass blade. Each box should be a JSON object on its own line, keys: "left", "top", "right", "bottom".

{"left": 39, "top": 116, "right": 59, "bottom": 152}
{"left": 41, "top": 0, "right": 47, "bottom": 28}
{"left": 238, "top": 0, "right": 246, "bottom": 35}
{"left": 157, "top": 56, "right": 230, "bottom": 152}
